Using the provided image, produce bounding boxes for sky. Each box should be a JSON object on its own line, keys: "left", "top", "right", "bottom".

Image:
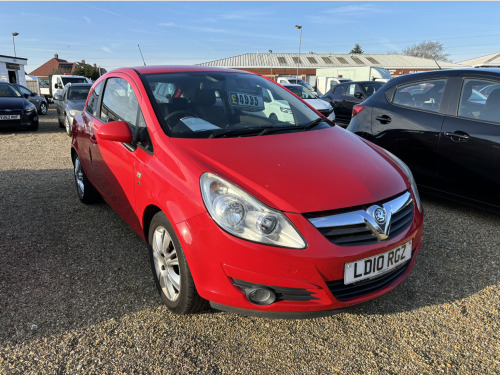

{"left": 1, "top": 1, "right": 500, "bottom": 73}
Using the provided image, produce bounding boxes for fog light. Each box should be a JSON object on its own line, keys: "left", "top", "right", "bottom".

{"left": 246, "top": 288, "right": 276, "bottom": 306}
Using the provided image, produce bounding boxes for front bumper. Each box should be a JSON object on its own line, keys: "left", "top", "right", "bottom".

{"left": 175, "top": 199, "right": 423, "bottom": 316}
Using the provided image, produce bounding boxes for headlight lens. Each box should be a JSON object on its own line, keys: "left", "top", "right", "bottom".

{"left": 69, "top": 109, "right": 82, "bottom": 117}
{"left": 200, "top": 173, "right": 306, "bottom": 249}
{"left": 280, "top": 107, "right": 292, "bottom": 114}
{"left": 384, "top": 150, "right": 422, "bottom": 212}
{"left": 24, "top": 102, "right": 36, "bottom": 112}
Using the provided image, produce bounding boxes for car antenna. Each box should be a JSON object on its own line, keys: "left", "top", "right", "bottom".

{"left": 138, "top": 44, "right": 147, "bottom": 66}
{"left": 434, "top": 59, "right": 442, "bottom": 70}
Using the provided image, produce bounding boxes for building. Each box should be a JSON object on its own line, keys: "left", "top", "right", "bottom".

{"left": 458, "top": 52, "right": 500, "bottom": 68}
{"left": 199, "top": 53, "right": 463, "bottom": 87}
{"left": 29, "top": 54, "right": 76, "bottom": 82}
{"left": 0, "top": 55, "right": 28, "bottom": 86}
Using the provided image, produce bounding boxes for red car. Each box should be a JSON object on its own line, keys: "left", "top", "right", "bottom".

{"left": 71, "top": 66, "right": 423, "bottom": 318}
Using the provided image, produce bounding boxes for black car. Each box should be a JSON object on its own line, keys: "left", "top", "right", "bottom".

{"left": 0, "top": 82, "right": 39, "bottom": 131}
{"left": 321, "top": 81, "right": 385, "bottom": 126}
{"left": 347, "top": 68, "right": 500, "bottom": 212}
{"left": 10, "top": 83, "right": 48, "bottom": 115}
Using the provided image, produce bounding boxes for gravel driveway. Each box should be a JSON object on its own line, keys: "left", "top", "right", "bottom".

{"left": 0, "top": 109, "right": 498, "bottom": 374}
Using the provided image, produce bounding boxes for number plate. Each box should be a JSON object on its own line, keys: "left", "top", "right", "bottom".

{"left": 344, "top": 240, "right": 412, "bottom": 285}
{"left": 229, "top": 92, "right": 264, "bottom": 110}
{"left": 0, "top": 115, "right": 20, "bottom": 120}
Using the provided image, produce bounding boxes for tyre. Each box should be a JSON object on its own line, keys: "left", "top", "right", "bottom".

{"left": 65, "top": 116, "right": 72, "bottom": 136}
{"left": 73, "top": 155, "right": 100, "bottom": 204}
{"left": 39, "top": 102, "right": 48, "bottom": 115}
{"left": 148, "top": 212, "right": 207, "bottom": 314}
{"left": 269, "top": 113, "right": 278, "bottom": 121}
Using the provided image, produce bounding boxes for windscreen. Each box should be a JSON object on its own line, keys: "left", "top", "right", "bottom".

{"left": 61, "top": 77, "right": 88, "bottom": 86}
{"left": 142, "top": 71, "right": 327, "bottom": 138}
{"left": 68, "top": 86, "right": 91, "bottom": 100}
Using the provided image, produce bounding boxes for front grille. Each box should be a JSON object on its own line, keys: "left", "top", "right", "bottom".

{"left": 308, "top": 191, "right": 414, "bottom": 246}
{"left": 327, "top": 254, "right": 412, "bottom": 301}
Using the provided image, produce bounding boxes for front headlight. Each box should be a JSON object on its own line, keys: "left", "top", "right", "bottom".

{"left": 69, "top": 109, "right": 82, "bottom": 117}
{"left": 384, "top": 150, "right": 422, "bottom": 212}
{"left": 24, "top": 102, "right": 36, "bottom": 112}
{"left": 200, "top": 173, "right": 306, "bottom": 249}
{"left": 280, "top": 107, "right": 292, "bottom": 114}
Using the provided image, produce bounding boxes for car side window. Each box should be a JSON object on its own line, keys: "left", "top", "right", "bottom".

{"left": 392, "top": 79, "right": 446, "bottom": 113}
{"left": 100, "top": 77, "right": 153, "bottom": 151}
{"left": 346, "top": 83, "right": 357, "bottom": 97}
{"left": 85, "top": 81, "right": 104, "bottom": 117}
{"left": 458, "top": 79, "right": 500, "bottom": 124}
{"left": 18, "top": 85, "right": 31, "bottom": 96}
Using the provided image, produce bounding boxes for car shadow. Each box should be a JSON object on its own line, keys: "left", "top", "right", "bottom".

{"left": 0, "top": 168, "right": 498, "bottom": 344}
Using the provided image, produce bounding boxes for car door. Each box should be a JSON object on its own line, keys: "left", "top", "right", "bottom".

{"left": 89, "top": 75, "right": 145, "bottom": 234}
{"left": 437, "top": 77, "right": 500, "bottom": 207}
{"left": 338, "top": 83, "right": 364, "bottom": 124}
{"left": 370, "top": 78, "right": 449, "bottom": 187}
{"left": 328, "top": 84, "right": 350, "bottom": 123}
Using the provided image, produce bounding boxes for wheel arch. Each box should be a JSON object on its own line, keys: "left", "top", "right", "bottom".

{"left": 142, "top": 204, "right": 162, "bottom": 242}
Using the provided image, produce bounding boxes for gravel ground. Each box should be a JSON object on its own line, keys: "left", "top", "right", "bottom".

{"left": 0, "top": 109, "right": 499, "bottom": 374}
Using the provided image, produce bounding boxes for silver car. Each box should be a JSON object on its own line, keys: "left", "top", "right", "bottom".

{"left": 54, "top": 83, "right": 92, "bottom": 136}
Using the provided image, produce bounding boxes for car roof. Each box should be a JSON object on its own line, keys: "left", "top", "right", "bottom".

{"left": 391, "top": 68, "right": 500, "bottom": 83}
{"left": 125, "top": 65, "right": 251, "bottom": 76}
{"left": 281, "top": 83, "right": 303, "bottom": 87}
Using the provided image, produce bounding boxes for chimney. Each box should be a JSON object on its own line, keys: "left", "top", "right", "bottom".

{"left": 93, "top": 63, "right": 97, "bottom": 68}
{"left": 54, "top": 53, "right": 59, "bottom": 59}
{"left": 82, "top": 59, "right": 85, "bottom": 64}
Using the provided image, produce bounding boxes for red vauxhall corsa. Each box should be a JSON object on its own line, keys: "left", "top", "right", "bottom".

{"left": 71, "top": 66, "right": 423, "bottom": 318}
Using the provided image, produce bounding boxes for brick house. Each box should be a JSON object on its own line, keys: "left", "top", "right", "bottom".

{"left": 29, "top": 54, "right": 77, "bottom": 82}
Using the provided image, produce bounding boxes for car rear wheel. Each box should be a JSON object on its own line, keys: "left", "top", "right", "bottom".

{"left": 73, "top": 155, "right": 99, "bottom": 204}
{"left": 39, "top": 102, "right": 47, "bottom": 115}
{"left": 148, "top": 212, "right": 207, "bottom": 314}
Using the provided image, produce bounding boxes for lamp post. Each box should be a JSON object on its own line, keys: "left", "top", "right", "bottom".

{"left": 269, "top": 49, "right": 273, "bottom": 77}
{"left": 12, "top": 32, "right": 19, "bottom": 57}
{"left": 295, "top": 25, "right": 302, "bottom": 79}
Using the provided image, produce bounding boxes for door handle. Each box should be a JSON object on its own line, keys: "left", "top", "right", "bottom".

{"left": 444, "top": 131, "right": 470, "bottom": 141}
{"left": 375, "top": 115, "right": 391, "bottom": 124}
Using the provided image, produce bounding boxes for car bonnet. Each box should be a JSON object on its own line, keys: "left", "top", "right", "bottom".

{"left": 170, "top": 126, "right": 408, "bottom": 213}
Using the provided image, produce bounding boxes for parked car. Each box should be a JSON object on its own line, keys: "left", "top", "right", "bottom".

{"left": 0, "top": 82, "right": 38, "bottom": 131}
{"left": 10, "top": 83, "right": 48, "bottom": 115}
{"left": 54, "top": 83, "right": 92, "bottom": 136}
{"left": 321, "top": 81, "right": 385, "bottom": 126}
{"left": 281, "top": 83, "right": 336, "bottom": 122}
{"left": 277, "top": 76, "right": 315, "bottom": 93}
{"left": 347, "top": 68, "right": 500, "bottom": 212}
{"left": 71, "top": 65, "right": 423, "bottom": 317}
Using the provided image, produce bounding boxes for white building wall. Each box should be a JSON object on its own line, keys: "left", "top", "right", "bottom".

{"left": 0, "top": 55, "right": 28, "bottom": 86}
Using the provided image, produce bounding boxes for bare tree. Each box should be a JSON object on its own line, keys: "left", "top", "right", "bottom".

{"left": 402, "top": 41, "right": 450, "bottom": 62}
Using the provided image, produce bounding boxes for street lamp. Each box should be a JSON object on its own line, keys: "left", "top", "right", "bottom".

{"left": 269, "top": 49, "right": 273, "bottom": 77}
{"left": 12, "top": 32, "right": 19, "bottom": 57}
{"left": 295, "top": 25, "right": 302, "bottom": 79}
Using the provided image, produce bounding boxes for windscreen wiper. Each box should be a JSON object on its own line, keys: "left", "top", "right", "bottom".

{"left": 209, "top": 127, "right": 273, "bottom": 138}
{"left": 258, "top": 118, "right": 327, "bottom": 136}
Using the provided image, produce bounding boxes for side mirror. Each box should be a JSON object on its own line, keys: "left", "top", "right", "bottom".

{"left": 96, "top": 121, "right": 133, "bottom": 143}
{"left": 354, "top": 92, "right": 364, "bottom": 99}
{"left": 53, "top": 93, "right": 63, "bottom": 101}
{"left": 23, "top": 93, "right": 30, "bottom": 99}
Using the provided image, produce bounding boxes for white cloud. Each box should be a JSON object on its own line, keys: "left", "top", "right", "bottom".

{"left": 102, "top": 47, "right": 113, "bottom": 54}
{"left": 83, "top": 16, "right": 91, "bottom": 25}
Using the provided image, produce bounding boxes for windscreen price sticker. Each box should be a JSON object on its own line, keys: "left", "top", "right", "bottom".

{"left": 230, "top": 92, "right": 264, "bottom": 110}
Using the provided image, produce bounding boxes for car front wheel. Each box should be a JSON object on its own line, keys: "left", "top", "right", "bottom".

{"left": 148, "top": 212, "right": 207, "bottom": 314}
{"left": 65, "top": 116, "right": 72, "bottom": 136}
{"left": 39, "top": 102, "right": 48, "bottom": 115}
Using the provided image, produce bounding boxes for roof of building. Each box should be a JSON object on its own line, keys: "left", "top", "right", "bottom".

{"left": 29, "top": 54, "right": 76, "bottom": 77}
{"left": 198, "top": 53, "right": 463, "bottom": 70}
{"left": 458, "top": 52, "right": 500, "bottom": 67}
